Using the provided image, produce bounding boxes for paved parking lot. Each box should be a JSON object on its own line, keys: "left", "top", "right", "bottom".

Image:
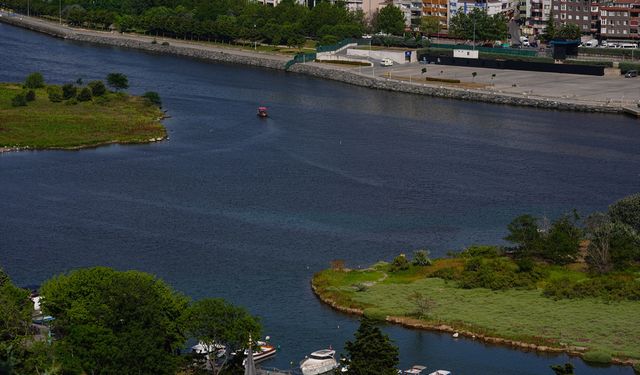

{"left": 343, "top": 61, "right": 640, "bottom": 107}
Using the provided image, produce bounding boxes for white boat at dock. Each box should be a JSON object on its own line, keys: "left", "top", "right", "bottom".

{"left": 300, "top": 349, "right": 340, "bottom": 375}
{"left": 402, "top": 365, "right": 427, "bottom": 374}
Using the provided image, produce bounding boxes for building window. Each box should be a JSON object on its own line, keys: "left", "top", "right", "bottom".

{"left": 554, "top": 13, "right": 559, "bottom": 18}
{"left": 568, "top": 14, "right": 573, "bottom": 19}
{"left": 624, "top": 29, "right": 628, "bottom": 34}
{"left": 561, "top": 4, "right": 566, "bottom": 10}
{"left": 561, "top": 13, "right": 566, "bottom": 18}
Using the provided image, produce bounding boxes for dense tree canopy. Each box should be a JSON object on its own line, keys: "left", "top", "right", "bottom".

{"left": 0, "top": 268, "right": 32, "bottom": 374}
{"left": 374, "top": 4, "right": 406, "bottom": 35}
{"left": 2, "top": 0, "right": 367, "bottom": 43}
{"left": 609, "top": 193, "right": 640, "bottom": 233}
{"left": 449, "top": 8, "right": 508, "bottom": 42}
{"left": 344, "top": 317, "right": 399, "bottom": 375}
{"left": 40, "top": 267, "right": 190, "bottom": 375}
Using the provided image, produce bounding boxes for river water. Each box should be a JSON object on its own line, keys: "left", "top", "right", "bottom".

{"left": 1, "top": 23, "right": 638, "bottom": 374}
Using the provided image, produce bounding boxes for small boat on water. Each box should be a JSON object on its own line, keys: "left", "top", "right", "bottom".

{"left": 191, "top": 341, "right": 226, "bottom": 359}
{"left": 257, "top": 106, "right": 268, "bottom": 118}
{"left": 428, "top": 371, "right": 451, "bottom": 375}
{"left": 300, "top": 349, "right": 340, "bottom": 375}
{"left": 242, "top": 340, "right": 277, "bottom": 365}
{"left": 402, "top": 365, "right": 427, "bottom": 374}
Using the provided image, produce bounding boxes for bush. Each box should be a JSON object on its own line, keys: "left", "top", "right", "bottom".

{"left": 619, "top": 62, "right": 640, "bottom": 74}
{"left": 431, "top": 267, "right": 458, "bottom": 280}
{"left": 142, "top": 91, "right": 162, "bottom": 107}
{"left": 65, "top": 98, "right": 78, "bottom": 105}
{"left": 461, "top": 245, "right": 500, "bottom": 258}
{"left": 389, "top": 254, "right": 410, "bottom": 272}
{"left": 77, "top": 87, "right": 93, "bottom": 102}
{"left": 25, "top": 90, "right": 36, "bottom": 102}
{"left": 634, "top": 363, "right": 640, "bottom": 374}
{"left": 24, "top": 72, "right": 45, "bottom": 89}
{"left": 62, "top": 83, "right": 77, "bottom": 100}
{"left": 412, "top": 249, "right": 432, "bottom": 266}
{"left": 11, "top": 93, "right": 27, "bottom": 107}
{"left": 47, "top": 86, "right": 63, "bottom": 103}
{"left": 88, "top": 80, "right": 107, "bottom": 96}
{"left": 459, "top": 257, "right": 541, "bottom": 290}
{"left": 162, "top": 41, "right": 170, "bottom": 46}
{"left": 543, "top": 275, "right": 640, "bottom": 301}
{"left": 353, "top": 283, "right": 368, "bottom": 292}
{"left": 582, "top": 350, "right": 612, "bottom": 364}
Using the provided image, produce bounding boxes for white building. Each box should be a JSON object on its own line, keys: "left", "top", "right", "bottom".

{"left": 393, "top": 0, "right": 424, "bottom": 27}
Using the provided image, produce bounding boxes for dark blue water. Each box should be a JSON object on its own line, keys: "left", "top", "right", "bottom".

{"left": 1, "top": 23, "right": 638, "bottom": 374}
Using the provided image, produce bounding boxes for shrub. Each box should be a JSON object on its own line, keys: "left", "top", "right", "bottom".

{"left": 11, "top": 93, "right": 27, "bottom": 107}
{"left": 106, "top": 73, "right": 129, "bottom": 91}
{"left": 582, "top": 351, "right": 612, "bottom": 364}
{"left": 543, "top": 275, "right": 640, "bottom": 301}
{"left": 353, "top": 283, "right": 368, "bottom": 292}
{"left": 65, "top": 98, "right": 78, "bottom": 105}
{"left": 431, "top": 267, "right": 458, "bottom": 280}
{"left": 77, "top": 87, "right": 93, "bottom": 102}
{"left": 47, "top": 86, "right": 63, "bottom": 102}
{"left": 459, "top": 257, "right": 541, "bottom": 290}
{"left": 24, "top": 72, "right": 45, "bottom": 89}
{"left": 515, "top": 257, "right": 535, "bottom": 273}
{"left": 619, "top": 62, "right": 640, "bottom": 74}
{"left": 634, "top": 363, "right": 640, "bottom": 374}
{"left": 151, "top": 39, "right": 158, "bottom": 44}
{"left": 162, "top": 41, "right": 170, "bottom": 46}
{"left": 389, "top": 254, "right": 410, "bottom": 272}
{"left": 88, "top": 80, "right": 106, "bottom": 96}
{"left": 62, "top": 83, "right": 77, "bottom": 100}
{"left": 142, "top": 91, "right": 162, "bottom": 107}
{"left": 461, "top": 245, "right": 500, "bottom": 258}
{"left": 412, "top": 249, "right": 432, "bottom": 266}
{"left": 25, "top": 90, "right": 36, "bottom": 102}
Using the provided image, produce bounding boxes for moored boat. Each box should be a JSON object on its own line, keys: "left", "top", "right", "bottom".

{"left": 257, "top": 106, "right": 268, "bottom": 118}
{"left": 242, "top": 340, "right": 277, "bottom": 365}
{"left": 300, "top": 349, "right": 340, "bottom": 375}
{"left": 402, "top": 365, "right": 427, "bottom": 375}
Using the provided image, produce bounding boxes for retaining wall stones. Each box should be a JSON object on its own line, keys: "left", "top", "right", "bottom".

{"left": 0, "top": 15, "right": 622, "bottom": 114}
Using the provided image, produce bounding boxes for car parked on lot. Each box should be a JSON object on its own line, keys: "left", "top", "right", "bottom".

{"left": 625, "top": 70, "right": 638, "bottom": 78}
{"left": 380, "top": 58, "right": 394, "bottom": 66}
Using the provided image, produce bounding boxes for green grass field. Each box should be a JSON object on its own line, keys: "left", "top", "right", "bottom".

{"left": 313, "top": 264, "right": 640, "bottom": 362}
{"left": 0, "top": 84, "right": 165, "bottom": 150}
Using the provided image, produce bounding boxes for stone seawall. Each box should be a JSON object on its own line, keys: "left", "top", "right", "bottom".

{"left": 0, "top": 15, "right": 623, "bottom": 114}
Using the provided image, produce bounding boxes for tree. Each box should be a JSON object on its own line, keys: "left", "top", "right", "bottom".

{"left": 40, "top": 267, "right": 189, "bottom": 375}
{"left": 412, "top": 249, "right": 432, "bottom": 266}
{"left": 542, "top": 213, "right": 582, "bottom": 265}
{"left": 62, "top": 84, "right": 77, "bottom": 100}
{"left": 609, "top": 193, "right": 640, "bottom": 232}
{"left": 505, "top": 214, "right": 542, "bottom": 257}
{"left": 142, "top": 91, "right": 162, "bottom": 107}
{"left": 344, "top": 317, "right": 399, "bottom": 375}
{"left": 389, "top": 254, "right": 410, "bottom": 272}
{"left": 24, "top": 72, "right": 45, "bottom": 89}
{"left": 408, "top": 291, "right": 436, "bottom": 318}
{"left": 77, "top": 87, "right": 93, "bottom": 102}
{"left": 106, "top": 73, "right": 129, "bottom": 91}
{"left": 0, "top": 267, "right": 33, "bottom": 374}
{"left": 88, "top": 80, "right": 107, "bottom": 96}
{"left": 556, "top": 23, "right": 581, "bottom": 40}
{"left": 541, "top": 11, "right": 556, "bottom": 41}
{"left": 449, "top": 8, "right": 507, "bottom": 42}
{"left": 420, "top": 16, "right": 440, "bottom": 36}
{"left": 181, "top": 298, "right": 261, "bottom": 374}
{"left": 376, "top": 4, "right": 406, "bottom": 36}
{"left": 550, "top": 363, "right": 574, "bottom": 375}
{"left": 586, "top": 213, "right": 640, "bottom": 272}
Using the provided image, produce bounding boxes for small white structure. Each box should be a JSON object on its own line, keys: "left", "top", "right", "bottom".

{"left": 453, "top": 49, "right": 479, "bottom": 59}
{"left": 347, "top": 48, "right": 417, "bottom": 64}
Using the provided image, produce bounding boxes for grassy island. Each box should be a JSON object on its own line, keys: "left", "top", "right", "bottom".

{"left": 313, "top": 196, "right": 640, "bottom": 367}
{"left": 0, "top": 73, "right": 165, "bottom": 151}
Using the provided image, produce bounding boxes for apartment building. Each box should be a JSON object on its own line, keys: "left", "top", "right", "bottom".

{"left": 422, "top": 0, "right": 449, "bottom": 29}
{"left": 393, "top": 0, "right": 425, "bottom": 27}
{"left": 600, "top": 0, "right": 640, "bottom": 38}
{"left": 448, "top": 0, "right": 517, "bottom": 22}
{"left": 552, "top": 0, "right": 599, "bottom": 33}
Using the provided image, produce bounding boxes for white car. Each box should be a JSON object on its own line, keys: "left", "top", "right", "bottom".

{"left": 380, "top": 58, "right": 394, "bottom": 66}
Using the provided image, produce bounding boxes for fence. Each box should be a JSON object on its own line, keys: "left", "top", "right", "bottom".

{"left": 430, "top": 43, "right": 538, "bottom": 57}
{"left": 284, "top": 52, "right": 317, "bottom": 70}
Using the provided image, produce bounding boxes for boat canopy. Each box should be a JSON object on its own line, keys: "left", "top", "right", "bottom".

{"left": 309, "top": 349, "right": 335, "bottom": 359}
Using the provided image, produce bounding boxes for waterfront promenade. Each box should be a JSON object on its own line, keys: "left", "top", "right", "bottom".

{"left": 1, "top": 11, "right": 637, "bottom": 115}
